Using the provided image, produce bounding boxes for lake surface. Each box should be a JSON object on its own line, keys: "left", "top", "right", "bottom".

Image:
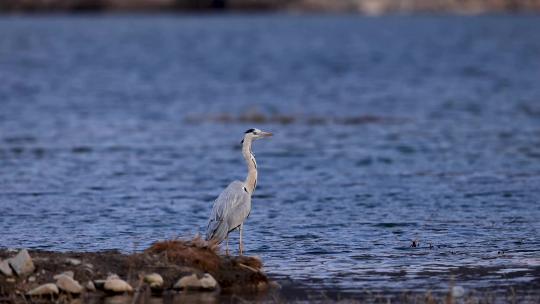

{"left": 1, "top": 14, "right": 539, "bottom": 295}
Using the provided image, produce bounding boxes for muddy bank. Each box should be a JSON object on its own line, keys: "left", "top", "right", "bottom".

{"left": 1, "top": 0, "right": 540, "bottom": 13}
{"left": 0, "top": 238, "right": 272, "bottom": 303}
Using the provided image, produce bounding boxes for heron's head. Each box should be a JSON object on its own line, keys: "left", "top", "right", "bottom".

{"left": 242, "top": 128, "right": 272, "bottom": 143}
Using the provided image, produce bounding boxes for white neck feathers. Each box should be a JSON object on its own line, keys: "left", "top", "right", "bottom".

{"left": 242, "top": 137, "right": 257, "bottom": 195}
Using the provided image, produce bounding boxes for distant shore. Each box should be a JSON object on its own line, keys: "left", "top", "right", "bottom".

{"left": 1, "top": 0, "right": 540, "bottom": 14}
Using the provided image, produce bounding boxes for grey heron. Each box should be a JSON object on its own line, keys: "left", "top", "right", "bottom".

{"left": 205, "top": 128, "right": 273, "bottom": 255}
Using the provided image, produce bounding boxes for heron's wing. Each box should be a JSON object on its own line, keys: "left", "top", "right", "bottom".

{"left": 206, "top": 181, "right": 251, "bottom": 243}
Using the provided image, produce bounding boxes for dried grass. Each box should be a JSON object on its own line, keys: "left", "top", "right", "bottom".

{"left": 146, "top": 236, "right": 220, "bottom": 273}
{"left": 146, "top": 237, "right": 268, "bottom": 290}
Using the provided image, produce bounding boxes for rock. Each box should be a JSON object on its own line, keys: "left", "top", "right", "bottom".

{"left": 107, "top": 274, "right": 120, "bottom": 280}
{"left": 104, "top": 278, "right": 133, "bottom": 293}
{"left": 54, "top": 271, "right": 74, "bottom": 280}
{"left": 144, "top": 273, "right": 163, "bottom": 289}
{"left": 83, "top": 263, "right": 94, "bottom": 269}
{"left": 27, "top": 283, "right": 59, "bottom": 296}
{"left": 85, "top": 281, "right": 96, "bottom": 292}
{"left": 56, "top": 274, "right": 83, "bottom": 294}
{"left": 8, "top": 249, "right": 35, "bottom": 276}
{"left": 174, "top": 273, "right": 217, "bottom": 290}
{"left": 28, "top": 276, "right": 36, "bottom": 282}
{"left": 65, "top": 258, "right": 82, "bottom": 266}
{"left": 0, "top": 260, "right": 13, "bottom": 276}
{"left": 452, "top": 286, "right": 466, "bottom": 298}
{"left": 6, "top": 278, "right": 16, "bottom": 283}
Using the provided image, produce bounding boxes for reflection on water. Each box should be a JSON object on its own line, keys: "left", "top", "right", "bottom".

{"left": 0, "top": 14, "right": 539, "bottom": 293}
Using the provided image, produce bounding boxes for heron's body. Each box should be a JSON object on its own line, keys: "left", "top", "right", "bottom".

{"left": 205, "top": 128, "right": 272, "bottom": 255}
{"left": 206, "top": 180, "right": 251, "bottom": 243}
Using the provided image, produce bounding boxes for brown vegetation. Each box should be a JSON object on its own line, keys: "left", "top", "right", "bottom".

{"left": 184, "top": 109, "right": 407, "bottom": 126}
{"left": 146, "top": 238, "right": 267, "bottom": 291}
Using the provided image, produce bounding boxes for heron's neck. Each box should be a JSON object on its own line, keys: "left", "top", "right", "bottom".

{"left": 242, "top": 137, "right": 257, "bottom": 195}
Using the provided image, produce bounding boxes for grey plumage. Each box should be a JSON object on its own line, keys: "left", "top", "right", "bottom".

{"left": 206, "top": 181, "right": 251, "bottom": 243}
{"left": 205, "top": 128, "right": 272, "bottom": 255}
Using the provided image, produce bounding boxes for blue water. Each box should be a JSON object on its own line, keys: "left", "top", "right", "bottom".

{"left": 0, "top": 14, "right": 539, "bottom": 293}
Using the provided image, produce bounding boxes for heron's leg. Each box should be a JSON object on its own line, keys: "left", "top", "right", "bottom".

{"left": 225, "top": 235, "right": 229, "bottom": 256}
{"left": 239, "top": 224, "right": 244, "bottom": 256}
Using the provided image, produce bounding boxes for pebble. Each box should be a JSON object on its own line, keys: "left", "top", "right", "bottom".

{"left": 27, "top": 283, "right": 59, "bottom": 296}
{"left": 54, "top": 271, "right": 74, "bottom": 280}
{"left": 65, "top": 258, "right": 82, "bottom": 266}
{"left": 28, "top": 276, "right": 36, "bottom": 282}
{"left": 0, "top": 259, "right": 13, "bottom": 276}
{"left": 85, "top": 281, "right": 96, "bottom": 292}
{"left": 174, "top": 273, "right": 217, "bottom": 290}
{"left": 56, "top": 274, "right": 84, "bottom": 294}
{"left": 452, "top": 286, "right": 466, "bottom": 298}
{"left": 144, "top": 273, "right": 164, "bottom": 289}
{"left": 8, "top": 249, "right": 35, "bottom": 276}
{"left": 83, "top": 263, "right": 94, "bottom": 269}
{"left": 104, "top": 278, "right": 133, "bottom": 293}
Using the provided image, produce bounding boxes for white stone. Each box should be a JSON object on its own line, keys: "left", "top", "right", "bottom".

{"left": 65, "top": 258, "right": 82, "bottom": 266}
{"left": 28, "top": 276, "right": 36, "bottom": 282}
{"left": 54, "top": 271, "right": 74, "bottom": 280}
{"left": 144, "top": 273, "right": 163, "bottom": 288}
{"left": 0, "top": 260, "right": 13, "bottom": 276}
{"left": 174, "top": 273, "right": 217, "bottom": 290}
{"left": 56, "top": 274, "right": 83, "bottom": 294}
{"left": 85, "top": 281, "right": 96, "bottom": 292}
{"left": 27, "top": 283, "right": 59, "bottom": 296}
{"left": 8, "top": 249, "right": 35, "bottom": 276}
{"left": 83, "top": 263, "right": 94, "bottom": 269}
{"left": 452, "top": 286, "right": 466, "bottom": 298}
{"left": 104, "top": 278, "right": 133, "bottom": 293}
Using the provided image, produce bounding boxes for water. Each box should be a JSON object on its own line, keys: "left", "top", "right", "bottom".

{"left": 1, "top": 14, "right": 540, "bottom": 294}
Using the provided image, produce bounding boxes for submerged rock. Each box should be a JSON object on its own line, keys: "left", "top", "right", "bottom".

{"left": 56, "top": 274, "right": 83, "bottom": 294}
{"left": 104, "top": 277, "right": 133, "bottom": 293}
{"left": 27, "top": 283, "right": 59, "bottom": 296}
{"left": 174, "top": 273, "right": 217, "bottom": 290}
{"left": 452, "top": 286, "right": 466, "bottom": 298}
{"left": 0, "top": 259, "right": 13, "bottom": 276}
{"left": 8, "top": 249, "right": 35, "bottom": 276}
{"left": 144, "top": 273, "right": 163, "bottom": 288}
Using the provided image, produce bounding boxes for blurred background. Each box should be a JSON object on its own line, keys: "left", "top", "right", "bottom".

{"left": 1, "top": 0, "right": 540, "bottom": 13}
{"left": 1, "top": 0, "right": 539, "bottom": 297}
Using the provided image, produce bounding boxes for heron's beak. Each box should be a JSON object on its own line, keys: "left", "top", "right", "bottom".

{"left": 260, "top": 131, "right": 273, "bottom": 138}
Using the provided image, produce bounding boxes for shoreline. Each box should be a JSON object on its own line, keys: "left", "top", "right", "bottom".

{"left": 1, "top": 0, "right": 540, "bottom": 15}
{"left": 0, "top": 238, "right": 274, "bottom": 303}
{"left": 1, "top": 244, "right": 539, "bottom": 303}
